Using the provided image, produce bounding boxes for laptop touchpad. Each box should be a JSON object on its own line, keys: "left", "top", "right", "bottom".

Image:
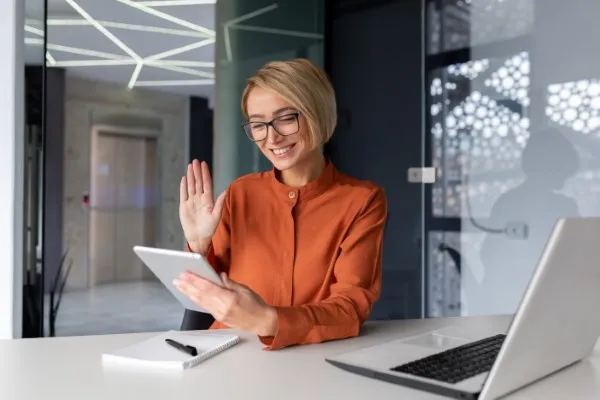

{"left": 402, "top": 332, "right": 471, "bottom": 350}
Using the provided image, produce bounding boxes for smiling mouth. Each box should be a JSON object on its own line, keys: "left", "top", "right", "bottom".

{"left": 271, "top": 144, "right": 295, "bottom": 155}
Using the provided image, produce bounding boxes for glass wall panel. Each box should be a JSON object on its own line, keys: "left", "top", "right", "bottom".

{"left": 23, "top": 0, "right": 46, "bottom": 338}
{"left": 37, "top": 0, "right": 215, "bottom": 337}
{"left": 424, "top": 0, "right": 600, "bottom": 317}
{"left": 213, "top": 0, "right": 325, "bottom": 194}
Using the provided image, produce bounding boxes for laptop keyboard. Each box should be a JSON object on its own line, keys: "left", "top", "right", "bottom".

{"left": 390, "top": 334, "right": 506, "bottom": 384}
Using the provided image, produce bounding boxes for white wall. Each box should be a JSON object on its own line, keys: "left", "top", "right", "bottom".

{"left": 0, "top": 0, "right": 24, "bottom": 340}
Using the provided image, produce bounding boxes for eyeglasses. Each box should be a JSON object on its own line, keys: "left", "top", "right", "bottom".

{"left": 242, "top": 112, "right": 300, "bottom": 142}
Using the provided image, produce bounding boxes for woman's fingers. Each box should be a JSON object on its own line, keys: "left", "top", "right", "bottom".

{"left": 213, "top": 191, "right": 227, "bottom": 217}
{"left": 186, "top": 163, "right": 195, "bottom": 196}
{"left": 180, "top": 176, "right": 188, "bottom": 202}
{"left": 192, "top": 159, "right": 204, "bottom": 195}
{"left": 201, "top": 161, "right": 213, "bottom": 196}
{"left": 183, "top": 160, "right": 218, "bottom": 207}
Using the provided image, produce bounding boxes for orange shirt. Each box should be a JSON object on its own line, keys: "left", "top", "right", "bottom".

{"left": 201, "top": 160, "right": 387, "bottom": 350}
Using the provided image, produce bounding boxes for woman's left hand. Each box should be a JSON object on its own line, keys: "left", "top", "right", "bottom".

{"left": 174, "top": 272, "right": 278, "bottom": 337}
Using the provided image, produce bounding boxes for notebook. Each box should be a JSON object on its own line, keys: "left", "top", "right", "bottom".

{"left": 102, "top": 331, "right": 240, "bottom": 370}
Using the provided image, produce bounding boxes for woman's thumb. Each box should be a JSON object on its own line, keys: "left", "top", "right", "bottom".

{"left": 214, "top": 191, "right": 226, "bottom": 215}
{"left": 220, "top": 272, "right": 242, "bottom": 291}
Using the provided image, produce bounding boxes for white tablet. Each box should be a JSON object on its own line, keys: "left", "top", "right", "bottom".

{"left": 133, "top": 245, "right": 223, "bottom": 313}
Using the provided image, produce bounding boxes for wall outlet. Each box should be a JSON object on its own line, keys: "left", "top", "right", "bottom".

{"left": 504, "top": 221, "right": 529, "bottom": 240}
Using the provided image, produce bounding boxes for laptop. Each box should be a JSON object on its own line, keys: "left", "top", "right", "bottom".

{"left": 326, "top": 217, "right": 600, "bottom": 399}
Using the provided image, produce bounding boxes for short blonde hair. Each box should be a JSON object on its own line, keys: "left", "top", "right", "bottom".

{"left": 241, "top": 58, "right": 337, "bottom": 147}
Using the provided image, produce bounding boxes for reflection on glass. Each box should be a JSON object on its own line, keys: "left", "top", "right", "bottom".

{"left": 425, "top": 0, "right": 600, "bottom": 318}
{"left": 430, "top": 52, "right": 530, "bottom": 218}
{"left": 427, "top": 0, "right": 534, "bottom": 54}
{"left": 34, "top": 0, "right": 216, "bottom": 337}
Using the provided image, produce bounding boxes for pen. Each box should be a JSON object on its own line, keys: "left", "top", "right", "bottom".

{"left": 165, "top": 338, "right": 198, "bottom": 357}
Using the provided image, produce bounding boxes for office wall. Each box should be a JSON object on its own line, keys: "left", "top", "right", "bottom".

{"left": 62, "top": 75, "right": 188, "bottom": 289}
{"left": 325, "top": 0, "right": 424, "bottom": 319}
{"left": 0, "top": 0, "right": 24, "bottom": 339}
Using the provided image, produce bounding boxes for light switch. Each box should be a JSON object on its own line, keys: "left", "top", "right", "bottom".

{"left": 407, "top": 167, "right": 438, "bottom": 184}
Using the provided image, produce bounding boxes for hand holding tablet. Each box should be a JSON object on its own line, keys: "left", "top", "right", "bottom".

{"left": 133, "top": 245, "right": 223, "bottom": 313}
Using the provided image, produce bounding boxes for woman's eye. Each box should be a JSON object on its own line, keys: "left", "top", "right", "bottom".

{"left": 251, "top": 124, "right": 265, "bottom": 130}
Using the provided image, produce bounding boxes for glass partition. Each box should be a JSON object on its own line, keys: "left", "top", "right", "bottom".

{"left": 213, "top": 0, "right": 325, "bottom": 194}
{"left": 23, "top": 0, "right": 47, "bottom": 338}
{"left": 423, "top": 0, "right": 600, "bottom": 317}
{"left": 38, "top": 0, "right": 215, "bottom": 337}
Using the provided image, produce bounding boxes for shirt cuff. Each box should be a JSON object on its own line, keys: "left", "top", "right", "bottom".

{"left": 258, "top": 306, "right": 310, "bottom": 350}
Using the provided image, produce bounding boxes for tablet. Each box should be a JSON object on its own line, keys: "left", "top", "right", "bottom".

{"left": 133, "top": 245, "right": 223, "bottom": 313}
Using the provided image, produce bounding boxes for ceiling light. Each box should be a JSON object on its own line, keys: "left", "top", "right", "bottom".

{"left": 150, "top": 60, "right": 214, "bottom": 67}
{"left": 145, "top": 38, "right": 214, "bottom": 61}
{"left": 26, "top": 39, "right": 130, "bottom": 59}
{"left": 25, "top": 38, "right": 44, "bottom": 45}
{"left": 136, "top": 0, "right": 217, "bottom": 5}
{"left": 47, "top": 19, "right": 207, "bottom": 38}
{"left": 147, "top": 63, "right": 214, "bottom": 78}
{"left": 128, "top": 63, "right": 144, "bottom": 88}
{"left": 48, "top": 59, "right": 213, "bottom": 73}
{"left": 224, "top": 3, "right": 278, "bottom": 26}
{"left": 51, "top": 60, "right": 137, "bottom": 67}
{"left": 47, "top": 44, "right": 130, "bottom": 60}
{"left": 230, "top": 24, "right": 323, "bottom": 39}
{"left": 223, "top": 3, "right": 278, "bottom": 61}
{"left": 46, "top": 52, "right": 56, "bottom": 66}
{"left": 24, "top": 25, "right": 44, "bottom": 37}
{"left": 114, "top": 0, "right": 215, "bottom": 37}
{"left": 134, "top": 79, "right": 214, "bottom": 87}
{"left": 65, "top": 0, "right": 142, "bottom": 62}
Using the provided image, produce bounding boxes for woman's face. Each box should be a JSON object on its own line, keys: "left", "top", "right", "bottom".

{"left": 245, "top": 86, "right": 312, "bottom": 171}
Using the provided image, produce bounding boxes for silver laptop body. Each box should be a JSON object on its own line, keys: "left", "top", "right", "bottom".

{"left": 326, "top": 217, "right": 600, "bottom": 399}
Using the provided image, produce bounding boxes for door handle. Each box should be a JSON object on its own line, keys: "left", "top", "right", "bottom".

{"left": 407, "top": 167, "right": 438, "bottom": 184}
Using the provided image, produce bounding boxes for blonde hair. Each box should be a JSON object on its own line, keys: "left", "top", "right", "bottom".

{"left": 241, "top": 58, "right": 337, "bottom": 148}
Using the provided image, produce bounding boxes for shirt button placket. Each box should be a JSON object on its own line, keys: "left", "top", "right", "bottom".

{"left": 286, "top": 190, "right": 298, "bottom": 306}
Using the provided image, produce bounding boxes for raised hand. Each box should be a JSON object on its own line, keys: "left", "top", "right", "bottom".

{"left": 179, "top": 160, "right": 226, "bottom": 254}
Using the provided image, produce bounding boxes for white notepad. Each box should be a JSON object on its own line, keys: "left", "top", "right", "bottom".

{"left": 102, "top": 331, "right": 240, "bottom": 370}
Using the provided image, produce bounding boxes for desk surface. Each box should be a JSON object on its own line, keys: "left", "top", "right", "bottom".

{"left": 1, "top": 315, "right": 599, "bottom": 400}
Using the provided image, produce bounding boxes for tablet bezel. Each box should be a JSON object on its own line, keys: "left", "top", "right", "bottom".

{"left": 133, "top": 245, "right": 223, "bottom": 313}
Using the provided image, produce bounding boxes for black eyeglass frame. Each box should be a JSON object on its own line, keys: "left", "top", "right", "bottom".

{"left": 241, "top": 112, "right": 301, "bottom": 142}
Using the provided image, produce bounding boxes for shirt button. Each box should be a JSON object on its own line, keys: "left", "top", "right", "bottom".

{"left": 288, "top": 191, "right": 296, "bottom": 199}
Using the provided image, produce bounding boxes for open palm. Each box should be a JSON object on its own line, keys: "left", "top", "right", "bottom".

{"left": 179, "top": 160, "right": 226, "bottom": 253}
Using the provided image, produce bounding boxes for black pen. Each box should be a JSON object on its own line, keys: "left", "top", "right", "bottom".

{"left": 165, "top": 338, "right": 198, "bottom": 357}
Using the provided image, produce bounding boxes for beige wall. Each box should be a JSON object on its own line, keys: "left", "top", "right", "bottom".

{"left": 62, "top": 75, "right": 188, "bottom": 289}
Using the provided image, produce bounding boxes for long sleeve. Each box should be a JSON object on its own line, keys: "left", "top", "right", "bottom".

{"left": 260, "top": 187, "right": 388, "bottom": 350}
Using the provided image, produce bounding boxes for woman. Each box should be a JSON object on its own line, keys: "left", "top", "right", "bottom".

{"left": 175, "top": 58, "right": 388, "bottom": 350}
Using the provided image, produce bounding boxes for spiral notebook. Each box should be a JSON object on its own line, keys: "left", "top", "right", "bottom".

{"left": 102, "top": 331, "right": 240, "bottom": 370}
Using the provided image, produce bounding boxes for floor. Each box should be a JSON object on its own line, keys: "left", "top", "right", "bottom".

{"left": 45, "top": 280, "right": 184, "bottom": 337}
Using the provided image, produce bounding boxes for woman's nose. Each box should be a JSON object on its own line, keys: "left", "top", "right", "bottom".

{"left": 266, "top": 125, "right": 282, "bottom": 144}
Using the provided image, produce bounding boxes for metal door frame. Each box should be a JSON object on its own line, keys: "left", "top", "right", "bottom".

{"left": 88, "top": 125, "right": 161, "bottom": 287}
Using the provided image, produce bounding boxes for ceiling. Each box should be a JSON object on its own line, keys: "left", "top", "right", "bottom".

{"left": 24, "top": 0, "right": 216, "bottom": 99}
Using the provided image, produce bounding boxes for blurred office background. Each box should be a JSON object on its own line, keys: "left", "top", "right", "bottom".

{"left": 20, "top": 0, "right": 600, "bottom": 338}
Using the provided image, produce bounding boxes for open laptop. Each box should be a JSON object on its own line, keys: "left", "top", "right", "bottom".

{"left": 326, "top": 217, "right": 600, "bottom": 399}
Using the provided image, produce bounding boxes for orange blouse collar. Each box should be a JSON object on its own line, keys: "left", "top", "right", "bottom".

{"left": 269, "top": 159, "right": 336, "bottom": 202}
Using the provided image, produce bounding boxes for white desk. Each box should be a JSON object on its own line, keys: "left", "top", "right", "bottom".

{"left": 1, "top": 315, "right": 599, "bottom": 400}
